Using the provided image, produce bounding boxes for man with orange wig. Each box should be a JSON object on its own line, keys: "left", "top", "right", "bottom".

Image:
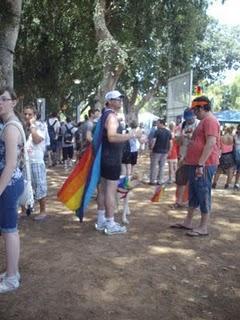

{"left": 171, "top": 96, "right": 220, "bottom": 236}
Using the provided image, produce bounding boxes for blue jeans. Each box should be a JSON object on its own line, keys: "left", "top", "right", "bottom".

{"left": 188, "top": 165, "right": 217, "bottom": 214}
{"left": 150, "top": 152, "right": 168, "bottom": 184}
{"left": 0, "top": 177, "right": 24, "bottom": 233}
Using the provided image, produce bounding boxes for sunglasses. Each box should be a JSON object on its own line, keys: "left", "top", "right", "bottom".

{"left": 0, "top": 96, "right": 12, "bottom": 102}
{"left": 193, "top": 107, "right": 202, "bottom": 114}
{"left": 110, "top": 98, "right": 122, "bottom": 101}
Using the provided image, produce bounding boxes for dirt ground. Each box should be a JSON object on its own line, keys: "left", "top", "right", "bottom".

{"left": 0, "top": 154, "right": 240, "bottom": 320}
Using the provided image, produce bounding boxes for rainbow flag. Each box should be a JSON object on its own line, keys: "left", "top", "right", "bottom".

{"left": 57, "top": 109, "right": 112, "bottom": 221}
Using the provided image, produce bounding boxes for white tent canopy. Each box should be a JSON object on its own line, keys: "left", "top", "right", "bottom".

{"left": 138, "top": 111, "right": 159, "bottom": 133}
{"left": 117, "top": 111, "right": 159, "bottom": 133}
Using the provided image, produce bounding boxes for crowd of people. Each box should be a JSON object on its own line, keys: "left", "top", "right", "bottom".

{"left": 0, "top": 86, "right": 240, "bottom": 293}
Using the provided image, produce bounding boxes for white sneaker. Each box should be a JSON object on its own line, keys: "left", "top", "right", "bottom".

{"left": 234, "top": 184, "right": 239, "bottom": 190}
{"left": 95, "top": 221, "right": 107, "bottom": 232}
{"left": 0, "top": 271, "right": 20, "bottom": 282}
{"left": 0, "top": 275, "right": 19, "bottom": 293}
{"left": 104, "top": 222, "right": 127, "bottom": 235}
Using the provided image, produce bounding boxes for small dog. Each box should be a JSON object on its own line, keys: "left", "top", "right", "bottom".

{"left": 116, "top": 175, "right": 140, "bottom": 224}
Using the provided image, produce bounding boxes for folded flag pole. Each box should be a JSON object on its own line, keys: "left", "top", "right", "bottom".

{"left": 150, "top": 184, "right": 165, "bottom": 202}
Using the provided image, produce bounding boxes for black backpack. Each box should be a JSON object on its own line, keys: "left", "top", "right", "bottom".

{"left": 47, "top": 120, "right": 57, "bottom": 141}
{"left": 63, "top": 125, "right": 73, "bottom": 144}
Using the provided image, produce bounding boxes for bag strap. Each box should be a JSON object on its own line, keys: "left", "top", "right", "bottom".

{"left": 49, "top": 119, "right": 57, "bottom": 128}
{"left": 3, "top": 120, "right": 32, "bottom": 184}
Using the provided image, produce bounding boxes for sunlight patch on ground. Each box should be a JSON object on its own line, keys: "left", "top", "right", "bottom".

{"left": 214, "top": 220, "right": 240, "bottom": 231}
{"left": 111, "top": 256, "right": 136, "bottom": 267}
{"left": 54, "top": 210, "right": 76, "bottom": 215}
{"left": 212, "top": 190, "right": 240, "bottom": 200}
{"left": 36, "top": 239, "right": 48, "bottom": 244}
{"left": 233, "top": 288, "right": 240, "bottom": 298}
{"left": 148, "top": 245, "right": 195, "bottom": 257}
{"left": 71, "top": 216, "right": 81, "bottom": 222}
{"left": 100, "top": 279, "right": 121, "bottom": 302}
{"left": 218, "top": 232, "right": 238, "bottom": 241}
{"left": 62, "top": 225, "right": 82, "bottom": 230}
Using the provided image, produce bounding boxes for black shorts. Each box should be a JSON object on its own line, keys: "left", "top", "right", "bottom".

{"left": 101, "top": 164, "right": 121, "bottom": 181}
{"left": 130, "top": 152, "right": 138, "bottom": 165}
{"left": 47, "top": 139, "right": 57, "bottom": 152}
{"left": 62, "top": 146, "right": 74, "bottom": 160}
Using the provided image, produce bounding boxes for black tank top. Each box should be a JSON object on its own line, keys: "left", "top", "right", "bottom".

{"left": 101, "top": 115, "right": 124, "bottom": 166}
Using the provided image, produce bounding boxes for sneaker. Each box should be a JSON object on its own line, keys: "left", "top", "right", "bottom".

{"left": 0, "top": 275, "right": 19, "bottom": 293}
{"left": 234, "top": 184, "right": 239, "bottom": 190}
{"left": 95, "top": 221, "right": 107, "bottom": 232}
{"left": 104, "top": 222, "right": 127, "bottom": 235}
{"left": 68, "top": 159, "right": 73, "bottom": 167}
{"left": 148, "top": 182, "right": 157, "bottom": 186}
{"left": 0, "top": 271, "right": 20, "bottom": 282}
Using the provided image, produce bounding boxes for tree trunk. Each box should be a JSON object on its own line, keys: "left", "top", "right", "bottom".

{"left": 124, "top": 80, "right": 160, "bottom": 124}
{"left": 93, "top": 0, "right": 127, "bottom": 106}
{"left": 0, "top": 0, "right": 22, "bottom": 87}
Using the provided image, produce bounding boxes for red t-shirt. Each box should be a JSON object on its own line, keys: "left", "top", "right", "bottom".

{"left": 185, "top": 114, "right": 220, "bottom": 166}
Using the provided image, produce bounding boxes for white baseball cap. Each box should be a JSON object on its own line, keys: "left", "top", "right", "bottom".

{"left": 105, "top": 90, "right": 124, "bottom": 101}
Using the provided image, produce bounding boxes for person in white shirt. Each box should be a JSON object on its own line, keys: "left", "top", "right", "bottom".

{"left": 173, "top": 108, "right": 199, "bottom": 208}
{"left": 23, "top": 105, "right": 48, "bottom": 220}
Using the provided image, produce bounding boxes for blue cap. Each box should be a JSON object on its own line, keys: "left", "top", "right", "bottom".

{"left": 183, "top": 108, "right": 194, "bottom": 120}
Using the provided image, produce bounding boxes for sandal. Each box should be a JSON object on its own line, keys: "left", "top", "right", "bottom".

{"left": 169, "top": 203, "right": 186, "bottom": 209}
{"left": 186, "top": 230, "right": 209, "bottom": 237}
{"left": 170, "top": 223, "right": 192, "bottom": 230}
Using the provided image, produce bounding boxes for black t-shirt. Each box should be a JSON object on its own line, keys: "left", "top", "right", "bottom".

{"left": 152, "top": 127, "right": 172, "bottom": 153}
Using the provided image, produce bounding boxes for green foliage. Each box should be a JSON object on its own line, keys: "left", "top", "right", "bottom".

{"left": 230, "top": 74, "right": 240, "bottom": 109}
{"left": 115, "top": 0, "right": 209, "bottom": 114}
{"left": 15, "top": 0, "right": 100, "bottom": 112}
{"left": 193, "top": 20, "right": 240, "bottom": 84}
{"left": 13, "top": 0, "right": 240, "bottom": 118}
{"left": 206, "top": 73, "right": 240, "bottom": 111}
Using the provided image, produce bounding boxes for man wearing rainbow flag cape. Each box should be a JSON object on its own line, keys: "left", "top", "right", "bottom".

{"left": 58, "top": 90, "right": 138, "bottom": 235}
{"left": 95, "top": 90, "right": 137, "bottom": 235}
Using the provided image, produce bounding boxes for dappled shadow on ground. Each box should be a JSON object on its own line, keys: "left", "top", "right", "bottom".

{"left": 0, "top": 155, "right": 239, "bottom": 320}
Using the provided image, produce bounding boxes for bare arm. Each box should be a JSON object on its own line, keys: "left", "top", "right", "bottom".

{"left": 106, "top": 114, "right": 133, "bottom": 143}
{"left": 150, "top": 138, "right": 156, "bottom": 150}
{"left": 0, "top": 126, "right": 20, "bottom": 195}
{"left": 198, "top": 135, "right": 217, "bottom": 165}
{"left": 86, "top": 129, "right": 93, "bottom": 143}
{"left": 29, "top": 117, "right": 44, "bottom": 144}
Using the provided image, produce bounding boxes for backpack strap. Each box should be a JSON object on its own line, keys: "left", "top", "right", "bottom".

{"left": 3, "top": 120, "right": 32, "bottom": 184}
{"left": 65, "top": 124, "right": 73, "bottom": 132}
{"left": 48, "top": 119, "right": 57, "bottom": 128}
